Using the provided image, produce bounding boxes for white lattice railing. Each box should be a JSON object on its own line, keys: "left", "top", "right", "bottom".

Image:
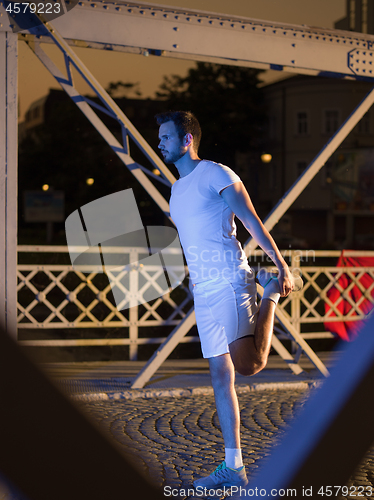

{"left": 17, "top": 246, "right": 374, "bottom": 359}
{"left": 17, "top": 245, "right": 194, "bottom": 360}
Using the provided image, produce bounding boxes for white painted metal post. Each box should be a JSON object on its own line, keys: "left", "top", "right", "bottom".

{"left": 129, "top": 248, "right": 139, "bottom": 361}
{"left": 291, "top": 250, "right": 301, "bottom": 353}
{"left": 0, "top": 32, "right": 18, "bottom": 339}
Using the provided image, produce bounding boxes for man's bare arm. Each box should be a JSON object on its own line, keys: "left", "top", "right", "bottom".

{"left": 221, "top": 181, "right": 293, "bottom": 296}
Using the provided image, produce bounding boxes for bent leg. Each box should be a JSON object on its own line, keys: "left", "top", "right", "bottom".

{"left": 230, "top": 298, "right": 276, "bottom": 376}
{"left": 208, "top": 353, "right": 240, "bottom": 449}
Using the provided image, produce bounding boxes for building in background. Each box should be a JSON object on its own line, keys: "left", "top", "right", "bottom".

{"left": 251, "top": 0, "right": 374, "bottom": 250}
{"left": 335, "top": 0, "right": 374, "bottom": 34}
{"left": 260, "top": 75, "right": 374, "bottom": 249}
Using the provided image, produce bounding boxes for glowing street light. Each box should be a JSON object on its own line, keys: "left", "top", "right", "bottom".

{"left": 261, "top": 153, "right": 272, "bottom": 163}
{"left": 86, "top": 178, "right": 94, "bottom": 185}
{"left": 42, "top": 184, "right": 49, "bottom": 191}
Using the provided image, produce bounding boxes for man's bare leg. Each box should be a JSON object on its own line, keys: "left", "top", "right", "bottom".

{"left": 229, "top": 298, "right": 276, "bottom": 376}
{"left": 230, "top": 269, "right": 302, "bottom": 375}
{"left": 208, "top": 353, "right": 240, "bottom": 449}
{"left": 193, "top": 303, "right": 277, "bottom": 486}
{"left": 193, "top": 351, "right": 249, "bottom": 487}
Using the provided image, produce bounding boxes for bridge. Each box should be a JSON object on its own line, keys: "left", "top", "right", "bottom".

{"left": 0, "top": 2, "right": 374, "bottom": 495}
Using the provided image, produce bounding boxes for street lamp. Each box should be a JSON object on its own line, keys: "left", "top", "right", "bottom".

{"left": 261, "top": 153, "right": 272, "bottom": 164}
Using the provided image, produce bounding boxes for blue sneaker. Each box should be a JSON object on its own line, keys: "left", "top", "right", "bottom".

{"left": 193, "top": 461, "right": 248, "bottom": 490}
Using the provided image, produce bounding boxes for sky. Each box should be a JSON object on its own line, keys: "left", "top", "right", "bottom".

{"left": 18, "top": 0, "right": 347, "bottom": 121}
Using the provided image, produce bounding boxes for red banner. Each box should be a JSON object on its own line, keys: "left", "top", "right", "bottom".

{"left": 324, "top": 252, "right": 374, "bottom": 341}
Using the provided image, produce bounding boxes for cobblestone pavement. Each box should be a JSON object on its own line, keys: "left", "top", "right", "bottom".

{"left": 80, "top": 389, "right": 374, "bottom": 499}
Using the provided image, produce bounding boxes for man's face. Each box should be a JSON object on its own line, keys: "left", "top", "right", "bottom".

{"left": 158, "top": 121, "right": 186, "bottom": 164}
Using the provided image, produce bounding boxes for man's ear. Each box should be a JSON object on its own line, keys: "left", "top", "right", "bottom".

{"left": 184, "top": 133, "right": 193, "bottom": 148}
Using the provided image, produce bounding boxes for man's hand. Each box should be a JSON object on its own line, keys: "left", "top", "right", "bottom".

{"left": 277, "top": 266, "right": 294, "bottom": 297}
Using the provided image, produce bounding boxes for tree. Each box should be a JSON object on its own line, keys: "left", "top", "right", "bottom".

{"left": 106, "top": 81, "right": 142, "bottom": 98}
{"left": 156, "top": 62, "right": 267, "bottom": 168}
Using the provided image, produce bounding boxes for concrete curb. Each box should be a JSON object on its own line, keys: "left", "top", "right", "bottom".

{"left": 70, "top": 380, "right": 323, "bottom": 402}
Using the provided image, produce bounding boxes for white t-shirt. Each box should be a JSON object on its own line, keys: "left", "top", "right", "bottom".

{"left": 170, "top": 160, "right": 251, "bottom": 284}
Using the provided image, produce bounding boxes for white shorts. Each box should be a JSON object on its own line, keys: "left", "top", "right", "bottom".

{"left": 192, "top": 273, "right": 259, "bottom": 359}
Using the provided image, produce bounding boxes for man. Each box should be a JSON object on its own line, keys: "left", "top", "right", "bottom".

{"left": 156, "top": 111, "right": 299, "bottom": 491}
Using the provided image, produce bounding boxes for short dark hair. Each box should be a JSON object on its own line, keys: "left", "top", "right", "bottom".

{"left": 155, "top": 111, "right": 202, "bottom": 152}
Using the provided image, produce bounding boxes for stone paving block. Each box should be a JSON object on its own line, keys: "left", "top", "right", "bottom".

{"left": 78, "top": 389, "right": 374, "bottom": 496}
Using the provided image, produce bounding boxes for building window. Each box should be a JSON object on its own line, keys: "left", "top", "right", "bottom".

{"left": 296, "top": 111, "right": 309, "bottom": 136}
{"left": 357, "top": 111, "right": 371, "bottom": 135}
{"left": 323, "top": 110, "right": 340, "bottom": 134}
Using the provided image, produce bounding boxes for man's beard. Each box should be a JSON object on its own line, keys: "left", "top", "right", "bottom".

{"left": 164, "top": 147, "right": 186, "bottom": 164}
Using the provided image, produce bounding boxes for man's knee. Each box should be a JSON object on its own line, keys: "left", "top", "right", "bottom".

{"left": 210, "top": 366, "right": 234, "bottom": 388}
{"left": 235, "top": 358, "right": 267, "bottom": 377}
{"left": 209, "top": 354, "right": 235, "bottom": 388}
{"left": 230, "top": 340, "right": 268, "bottom": 376}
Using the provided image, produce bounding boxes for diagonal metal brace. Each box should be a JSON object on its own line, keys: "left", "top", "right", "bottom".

{"left": 131, "top": 308, "right": 196, "bottom": 389}
{"left": 275, "top": 307, "right": 329, "bottom": 377}
{"left": 23, "top": 21, "right": 176, "bottom": 219}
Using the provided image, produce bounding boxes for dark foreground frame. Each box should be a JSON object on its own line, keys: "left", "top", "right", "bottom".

{"left": 0, "top": 327, "right": 164, "bottom": 500}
